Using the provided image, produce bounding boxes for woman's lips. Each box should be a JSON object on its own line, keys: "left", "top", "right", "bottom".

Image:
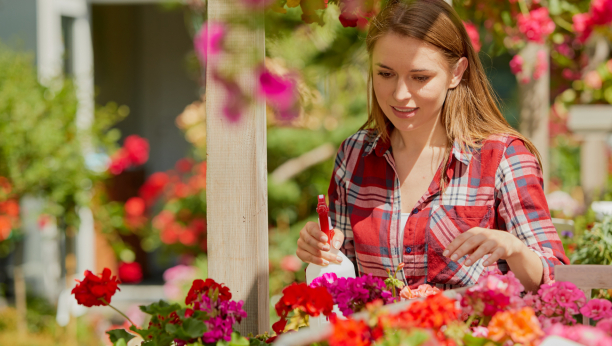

{"left": 391, "top": 106, "right": 418, "bottom": 119}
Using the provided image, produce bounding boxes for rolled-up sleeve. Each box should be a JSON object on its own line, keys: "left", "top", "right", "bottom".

{"left": 328, "top": 140, "right": 356, "bottom": 269}
{"left": 495, "top": 138, "right": 570, "bottom": 284}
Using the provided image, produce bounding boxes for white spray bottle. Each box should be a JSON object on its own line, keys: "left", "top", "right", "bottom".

{"left": 306, "top": 195, "right": 356, "bottom": 328}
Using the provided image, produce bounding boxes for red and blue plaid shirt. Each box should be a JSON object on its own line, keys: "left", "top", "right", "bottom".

{"left": 328, "top": 129, "right": 569, "bottom": 289}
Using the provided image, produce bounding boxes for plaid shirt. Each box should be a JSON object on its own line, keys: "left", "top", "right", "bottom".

{"left": 328, "top": 129, "right": 569, "bottom": 289}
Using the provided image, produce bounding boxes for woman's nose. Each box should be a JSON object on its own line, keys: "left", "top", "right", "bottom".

{"left": 393, "top": 78, "right": 411, "bottom": 101}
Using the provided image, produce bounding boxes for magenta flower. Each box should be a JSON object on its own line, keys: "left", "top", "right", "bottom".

{"left": 192, "top": 294, "right": 247, "bottom": 343}
{"left": 517, "top": 8, "right": 555, "bottom": 44}
{"left": 533, "top": 50, "right": 547, "bottom": 80}
{"left": 509, "top": 55, "right": 524, "bottom": 75}
{"left": 194, "top": 21, "right": 225, "bottom": 64}
{"left": 546, "top": 323, "right": 612, "bottom": 346}
{"left": 596, "top": 317, "right": 612, "bottom": 332}
{"left": 213, "top": 72, "right": 249, "bottom": 123}
{"left": 591, "top": 0, "right": 612, "bottom": 25}
{"left": 258, "top": 69, "right": 297, "bottom": 110}
{"left": 580, "top": 299, "right": 612, "bottom": 321}
{"left": 573, "top": 13, "right": 593, "bottom": 43}
{"left": 309, "top": 273, "right": 393, "bottom": 316}
{"left": 462, "top": 271, "right": 525, "bottom": 318}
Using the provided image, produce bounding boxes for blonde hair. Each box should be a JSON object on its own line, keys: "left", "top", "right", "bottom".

{"left": 362, "top": 0, "right": 541, "bottom": 187}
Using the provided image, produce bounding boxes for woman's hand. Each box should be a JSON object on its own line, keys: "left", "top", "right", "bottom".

{"left": 296, "top": 221, "right": 345, "bottom": 266}
{"left": 443, "top": 227, "right": 525, "bottom": 267}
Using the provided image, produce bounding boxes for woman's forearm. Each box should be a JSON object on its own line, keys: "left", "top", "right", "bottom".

{"left": 505, "top": 245, "right": 544, "bottom": 292}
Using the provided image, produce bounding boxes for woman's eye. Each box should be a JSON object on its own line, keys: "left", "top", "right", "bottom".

{"left": 377, "top": 71, "right": 393, "bottom": 78}
{"left": 414, "top": 76, "right": 429, "bottom": 82}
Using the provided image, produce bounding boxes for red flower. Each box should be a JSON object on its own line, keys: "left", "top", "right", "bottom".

{"left": 109, "top": 149, "right": 131, "bottom": 175}
{"left": 185, "top": 278, "right": 232, "bottom": 305}
{"left": 175, "top": 158, "right": 194, "bottom": 173}
{"left": 124, "top": 135, "right": 149, "bottom": 166}
{"left": 179, "top": 229, "right": 197, "bottom": 246}
{"left": 124, "top": 197, "right": 146, "bottom": 217}
{"left": 378, "top": 294, "right": 458, "bottom": 345}
{"left": 118, "top": 262, "right": 143, "bottom": 284}
{"left": 272, "top": 318, "right": 287, "bottom": 334}
{"left": 71, "top": 268, "right": 121, "bottom": 307}
{"left": 0, "top": 200, "right": 19, "bottom": 218}
{"left": 139, "top": 172, "right": 170, "bottom": 205}
{"left": 0, "top": 215, "right": 12, "bottom": 241}
{"left": 273, "top": 282, "right": 334, "bottom": 337}
{"left": 329, "top": 318, "right": 371, "bottom": 346}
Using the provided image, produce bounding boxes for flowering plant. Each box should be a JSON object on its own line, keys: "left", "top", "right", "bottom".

{"left": 72, "top": 268, "right": 248, "bottom": 346}
{"left": 263, "top": 270, "right": 612, "bottom": 346}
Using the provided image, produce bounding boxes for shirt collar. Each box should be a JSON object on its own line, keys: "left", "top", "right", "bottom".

{"left": 364, "top": 128, "right": 473, "bottom": 165}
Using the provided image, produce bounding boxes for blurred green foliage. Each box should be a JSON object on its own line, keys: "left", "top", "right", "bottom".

{"left": 571, "top": 215, "right": 612, "bottom": 265}
{"left": 0, "top": 41, "right": 125, "bottom": 241}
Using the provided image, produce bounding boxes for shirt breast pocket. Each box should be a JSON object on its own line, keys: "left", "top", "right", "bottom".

{"left": 442, "top": 205, "right": 494, "bottom": 231}
{"left": 430, "top": 205, "right": 494, "bottom": 247}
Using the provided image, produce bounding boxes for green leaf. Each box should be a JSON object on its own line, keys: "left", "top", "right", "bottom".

{"left": 182, "top": 318, "right": 207, "bottom": 339}
{"left": 463, "top": 333, "right": 497, "bottom": 346}
{"left": 106, "top": 329, "right": 136, "bottom": 344}
{"left": 217, "top": 332, "right": 250, "bottom": 346}
{"left": 115, "top": 339, "right": 128, "bottom": 346}
{"left": 140, "top": 300, "right": 182, "bottom": 316}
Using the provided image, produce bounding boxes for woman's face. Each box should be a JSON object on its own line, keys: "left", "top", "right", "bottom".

{"left": 371, "top": 33, "right": 466, "bottom": 134}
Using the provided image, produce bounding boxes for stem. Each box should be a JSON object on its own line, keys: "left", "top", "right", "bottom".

{"left": 553, "top": 16, "right": 574, "bottom": 32}
{"left": 101, "top": 298, "right": 136, "bottom": 327}
{"left": 517, "top": 0, "right": 529, "bottom": 17}
{"left": 465, "top": 314, "right": 476, "bottom": 328}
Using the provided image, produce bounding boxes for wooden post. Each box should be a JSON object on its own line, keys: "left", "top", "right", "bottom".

{"left": 518, "top": 43, "right": 550, "bottom": 191}
{"left": 206, "top": 0, "right": 269, "bottom": 335}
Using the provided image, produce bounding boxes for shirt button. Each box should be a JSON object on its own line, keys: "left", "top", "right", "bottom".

{"left": 411, "top": 208, "right": 419, "bottom": 215}
{"left": 406, "top": 246, "right": 412, "bottom": 254}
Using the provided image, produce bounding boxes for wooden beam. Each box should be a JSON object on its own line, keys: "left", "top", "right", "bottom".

{"left": 518, "top": 43, "right": 550, "bottom": 191}
{"left": 206, "top": 0, "right": 269, "bottom": 335}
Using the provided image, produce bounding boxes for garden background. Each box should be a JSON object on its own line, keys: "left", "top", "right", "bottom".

{"left": 0, "top": 0, "right": 611, "bottom": 344}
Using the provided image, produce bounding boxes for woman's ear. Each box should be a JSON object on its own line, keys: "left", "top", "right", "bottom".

{"left": 449, "top": 57, "right": 468, "bottom": 89}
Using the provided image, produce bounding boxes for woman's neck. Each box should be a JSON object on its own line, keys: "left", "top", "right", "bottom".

{"left": 391, "top": 112, "right": 448, "bottom": 153}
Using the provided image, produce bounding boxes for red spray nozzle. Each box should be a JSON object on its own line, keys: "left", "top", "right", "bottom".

{"left": 316, "top": 195, "right": 333, "bottom": 245}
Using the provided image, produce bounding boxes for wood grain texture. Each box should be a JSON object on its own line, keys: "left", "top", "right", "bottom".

{"left": 518, "top": 43, "right": 550, "bottom": 191}
{"left": 206, "top": 0, "right": 269, "bottom": 335}
{"left": 555, "top": 265, "right": 612, "bottom": 290}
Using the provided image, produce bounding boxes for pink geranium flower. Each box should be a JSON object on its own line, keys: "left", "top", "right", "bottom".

{"left": 573, "top": 13, "right": 593, "bottom": 43}
{"left": 584, "top": 70, "right": 603, "bottom": 89}
{"left": 546, "top": 323, "right": 612, "bottom": 346}
{"left": 194, "top": 21, "right": 226, "bottom": 64}
{"left": 533, "top": 50, "right": 547, "bottom": 80}
{"left": 580, "top": 299, "right": 612, "bottom": 321}
{"left": 212, "top": 72, "right": 249, "bottom": 123}
{"left": 591, "top": 0, "right": 612, "bottom": 25}
{"left": 258, "top": 69, "right": 297, "bottom": 110}
{"left": 463, "top": 21, "right": 481, "bottom": 52}
{"left": 517, "top": 8, "right": 555, "bottom": 44}
{"left": 280, "top": 255, "right": 302, "bottom": 272}
{"left": 257, "top": 68, "right": 300, "bottom": 121}
{"left": 596, "top": 317, "right": 612, "bottom": 333}
{"left": 509, "top": 55, "right": 524, "bottom": 75}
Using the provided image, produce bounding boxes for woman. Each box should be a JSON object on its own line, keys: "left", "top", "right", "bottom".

{"left": 296, "top": 0, "right": 568, "bottom": 292}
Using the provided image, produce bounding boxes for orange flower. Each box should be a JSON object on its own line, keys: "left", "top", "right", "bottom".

{"left": 400, "top": 284, "right": 441, "bottom": 300}
{"left": 488, "top": 307, "right": 543, "bottom": 346}
{"left": 329, "top": 318, "right": 371, "bottom": 346}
